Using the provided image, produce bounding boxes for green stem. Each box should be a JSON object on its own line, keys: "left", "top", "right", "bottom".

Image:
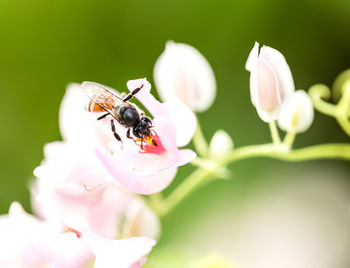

{"left": 193, "top": 120, "right": 209, "bottom": 157}
{"left": 336, "top": 115, "right": 350, "bottom": 137}
{"left": 309, "top": 83, "right": 350, "bottom": 136}
{"left": 283, "top": 130, "right": 297, "bottom": 149}
{"left": 155, "top": 143, "right": 350, "bottom": 218}
{"left": 335, "top": 83, "right": 350, "bottom": 136}
{"left": 221, "top": 143, "right": 350, "bottom": 164}
{"left": 156, "top": 167, "right": 214, "bottom": 218}
{"left": 269, "top": 120, "right": 281, "bottom": 145}
{"left": 309, "top": 84, "right": 337, "bottom": 117}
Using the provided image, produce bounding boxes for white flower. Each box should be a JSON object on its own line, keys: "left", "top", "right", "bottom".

{"left": 246, "top": 42, "right": 295, "bottom": 122}
{"left": 209, "top": 130, "right": 233, "bottom": 157}
{"left": 278, "top": 90, "right": 314, "bottom": 133}
{"left": 153, "top": 41, "right": 216, "bottom": 112}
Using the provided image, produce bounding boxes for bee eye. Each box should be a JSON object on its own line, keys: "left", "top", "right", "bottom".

{"left": 141, "top": 116, "right": 152, "bottom": 125}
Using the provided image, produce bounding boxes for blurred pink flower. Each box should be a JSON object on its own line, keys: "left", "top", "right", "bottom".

{"left": 33, "top": 141, "right": 160, "bottom": 240}
{"left": 0, "top": 202, "right": 156, "bottom": 268}
{"left": 245, "top": 42, "right": 295, "bottom": 122}
{"left": 96, "top": 78, "right": 196, "bottom": 194}
{"left": 0, "top": 202, "right": 91, "bottom": 268}
{"left": 83, "top": 231, "right": 156, "bottom": 268}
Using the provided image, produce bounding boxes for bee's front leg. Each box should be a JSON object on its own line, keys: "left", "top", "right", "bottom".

{"left": 126, "top": 128, "right": 132, "bottom": 139}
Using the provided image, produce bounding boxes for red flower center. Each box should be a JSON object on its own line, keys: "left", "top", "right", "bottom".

{"left": 136, "top": 131, "right": 166, "bottom": 154}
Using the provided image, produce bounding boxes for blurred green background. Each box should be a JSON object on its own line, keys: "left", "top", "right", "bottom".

{"left": 1, "top": 0, "right": 350, "bottom": 266}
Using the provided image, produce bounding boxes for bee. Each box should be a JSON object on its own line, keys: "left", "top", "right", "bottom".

{"left": 81, "top": 81, "right": 153, "bottom": 148}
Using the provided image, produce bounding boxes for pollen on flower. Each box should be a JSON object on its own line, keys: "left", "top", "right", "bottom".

{"left": 136, "top": 131, "right": 166, "bottom": 154}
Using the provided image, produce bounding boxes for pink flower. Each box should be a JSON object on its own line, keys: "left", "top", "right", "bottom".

{"left": 83, "top": 231, "right": 156, "bottom": 268}
{"left": 33, "top": 141, "right": 160, "bottom": 240}
{"left": 96, "top": 78, "right": 196, "bottom": 194}
{"left": 0, "top": 202, "right": 156, "bottom": 268}
{"left": 246, "top": 42, "right": 295, "bottom": 122}
{"left": 0, "top": 202, "right": 91, "bottom": 268}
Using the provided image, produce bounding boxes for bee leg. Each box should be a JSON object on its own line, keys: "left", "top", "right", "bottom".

{"left": 97, "top": 112, "right": 109, "bottom": 120}
{"left": 126, "top": 129, "right": 132, "bottom": 139}
{"left": 140, "top": 138, "right": 144, "bottom": 150}
{"left": 123, "top": 84, "right": 144, "bottom": 102}
{"left": 110, "top": 119, "right": 122, "bottom": 143}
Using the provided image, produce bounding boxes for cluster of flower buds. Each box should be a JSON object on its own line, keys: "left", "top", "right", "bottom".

{"left": 246, "top": 42, "right": 314, "bottom": 135}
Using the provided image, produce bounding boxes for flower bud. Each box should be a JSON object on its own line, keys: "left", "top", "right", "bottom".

{"left": 278, "top": 90, "right": 314, "bottom": 133}
{"left": 209, "top": 129, "right": 233, "bottom": 157}
{"left": 153, "top": 41, "right": 216, "bottom": 112}
{"left": 246, "top": 42, "right": 295, "bottom": 122}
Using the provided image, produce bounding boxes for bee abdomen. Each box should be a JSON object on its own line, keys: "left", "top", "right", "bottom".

{"left": 86, "top": 101, "right": 106, "bottom": 112}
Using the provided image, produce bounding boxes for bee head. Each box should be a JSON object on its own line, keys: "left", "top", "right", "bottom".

{"left": 133, "top": 116, "right": 152, "bottom": 138}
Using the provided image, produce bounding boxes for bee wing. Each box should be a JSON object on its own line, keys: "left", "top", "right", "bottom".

{"left": 81, "top": 81, "right": 124, "bottom": 120}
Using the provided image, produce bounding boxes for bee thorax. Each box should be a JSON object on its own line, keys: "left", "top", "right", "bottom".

{"left": 119, "top": 106, "right": 140, "bottom": 127}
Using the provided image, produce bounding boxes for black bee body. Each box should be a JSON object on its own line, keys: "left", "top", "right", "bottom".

{"left": 82, "top": 81, "right": 153, "bottom": 145}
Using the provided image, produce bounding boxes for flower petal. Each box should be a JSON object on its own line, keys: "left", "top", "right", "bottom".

{"left": 83, "top": 231, "right": 156, "bottom": 268}
{"left": 153, "top": 41, "right": 216, "bottom": 112}
{"left": 278, "top": 90, "right": 314, "bottom": 133}
{"left": 246, "top": 42, "right": 259, "bottom": 108}
{"left": 123, "top": 199, "right": 161, "bottom": 239}
{"left": 59, "top": 84, "right": 111, "bottom": 148}
{"left": 96, "top": 148, "right": 178, "bottom": 195}
{"left": 127, "top": 78, "right": 196, "bottom": 147}
{"left": 162, "top": 96, "right": 197, "bottom": 147}
{"left": 246, "top": 42, "right": 295, "bottom": 122}
{"left": 260, "top": 45, "right": 295, "bottom": 105}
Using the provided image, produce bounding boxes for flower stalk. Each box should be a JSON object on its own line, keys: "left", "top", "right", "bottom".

{"left": 151, "top": 119, "right": 350, "bottom": 218}
{"left": 192, "top": 120, "right": 210, "bottom": 157}
{"left": 269, "top": 120, "right": 281, "bottom": 145}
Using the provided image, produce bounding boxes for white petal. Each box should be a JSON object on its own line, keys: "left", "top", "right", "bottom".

{"left": 260, "top": 45, "right": 295, "bottom": 108}
{"left": 83, "top": 231, "right": 155, "bottom": 268}
{"left": 123, "top": 199, "right": 161, "bottom": 240}
{"left": 278, "top": 90, "right": 314, "bottom": 133}
{"left": 246, "top": 43, "right": 295, "bottom": 123}
{"left": 154, "top": 41, "right": 216, "bottom": 112}
{"left": 126, "top": 78, "right": 197, "bottom": 147}
{"left": 209, "top": 130, "right": 234, "bottom": 157}
{"left": 162, "top": 96, "right": 197, "bottom": 147}
{"left": 245, "top": 41, "right": 259, "bottom": 71}
{"left": 59, "top": 83, "right": 111, "bottom": 148}
{"left": 246, "top": 42, "right": 260, "bottom": 111}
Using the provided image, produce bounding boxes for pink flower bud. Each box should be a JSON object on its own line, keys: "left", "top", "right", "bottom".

{"left": 154, "top": 41, "right": 216, "bottom": 112}
{"left": 246, "top": 42, "right": 295, "bottom": 122}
